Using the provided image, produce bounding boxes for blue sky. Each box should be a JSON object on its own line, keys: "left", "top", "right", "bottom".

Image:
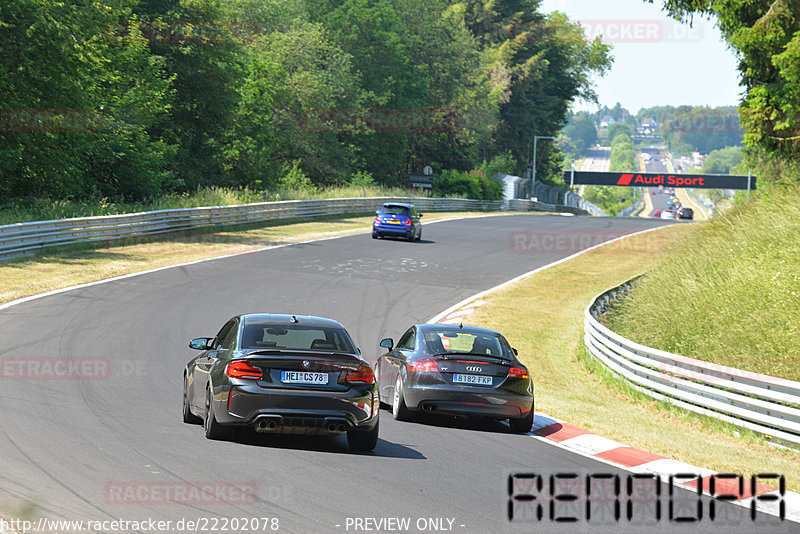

{"left": 539, "top": 0, "right": 743, "bottom": 114}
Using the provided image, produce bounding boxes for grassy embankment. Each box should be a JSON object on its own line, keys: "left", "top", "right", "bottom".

{"left": 465, "top": 194, "right": 799, "bottom": 488}
{"left": 607, "top": 185, "right": 800, "bottom": 381}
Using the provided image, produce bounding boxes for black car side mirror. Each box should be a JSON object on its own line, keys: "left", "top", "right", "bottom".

{"left": 189, "top": 337, "right": 213, "bottom": 350}
{"left": 419, "top": 213, "right": 423, "bottom": 217}
{"left": 380, "top": 338, "right": 394, "bottom": 351}
{"left": 512, "top": 347, "right": 518, "bottom": 356}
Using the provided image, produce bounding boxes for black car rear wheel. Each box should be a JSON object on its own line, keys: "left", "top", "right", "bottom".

{"left": 392, "top": 376, "right": 412, "bottom": 421}
{"left": 204, "top": 387, "right": 226, "bottom": 440}
{"left": 182, "top": 374, "right": 201, "bottom": 424}
{"left": 509, "top": 409, "right": 534, "bottom": 433}
{"left": 347, "top": 417, "right": 379, "bottom": 451}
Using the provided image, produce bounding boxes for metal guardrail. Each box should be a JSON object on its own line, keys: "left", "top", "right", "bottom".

{"left": 616, "top": 197, "right": 643, "bottom": 217}
{"left": 585, "top": 277, "right": 800, "bottom": 447}
{"left": 493, "top": 173, "right": 605, "bottom": 216}
{"left": 0, "top": 196, "right": 589, "bottom": 262}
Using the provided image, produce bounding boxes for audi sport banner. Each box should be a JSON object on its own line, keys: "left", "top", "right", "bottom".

{"left": 563, "top": 171, "right": 756, "bottom": 190}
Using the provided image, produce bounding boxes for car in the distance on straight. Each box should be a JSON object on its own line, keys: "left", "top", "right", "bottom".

{"left": 372, "top": 202, "right": 422, "bottom": 241}
{"left": 183, "top": 314, "right": 379, "bottom": 450}
{"left": 660, "top": 210, "right": 676, "bottom": 220}
{"left": 678, "top": 207, "right": 694, "bottom": 219}
{"left": 376, "top": 323, "right": 534, "bottom": 432}
{"left": 653, "top": 209, "right": 662, "bottom": 218}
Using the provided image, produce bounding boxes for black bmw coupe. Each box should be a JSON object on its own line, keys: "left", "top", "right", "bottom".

{"left": 183, "top": 314, "right": 379, "bottom": 450}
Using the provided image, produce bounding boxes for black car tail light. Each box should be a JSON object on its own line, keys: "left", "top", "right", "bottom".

{"left": 226, "top": 360, "right": 263, "bottom": 380}
{"left": 408, "top": 359, "right": 440, "bottom": 373}
{"left": 507, "top": 366, "right": 529, "bottom": 379}
{"left": 345, "top": 365, "right": 375, "bottom": 384}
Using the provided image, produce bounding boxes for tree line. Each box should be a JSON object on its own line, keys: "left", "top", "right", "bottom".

{"left": 646, "top": 0, "right": 800, "bottom": 186}
{"left": 0, "top": 0, "right": 611, "bottom": 203}
{"left": 559, "top": 104, "right": 745, "bottom": 162}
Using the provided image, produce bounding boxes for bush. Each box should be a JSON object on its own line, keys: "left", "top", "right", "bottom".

{"left": 433, "top": 169, "right": 503, "bottom": 200}
{"left": 278, "top": 160, "right": 315, "bottom": 192}
{"left": 349, "top": 171, "right": 376, "bottom": 187}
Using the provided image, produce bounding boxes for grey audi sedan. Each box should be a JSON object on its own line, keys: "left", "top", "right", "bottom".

{"left": 376, "top": 323, "right": 534, "bottom": 432}
{"left": 182, "top": 314, "right": 380, "bottom": 450}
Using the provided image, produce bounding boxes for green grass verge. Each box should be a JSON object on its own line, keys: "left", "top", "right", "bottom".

{"left": 606, "top": 184, "right": 800, "bottom": 381}
{"left": 464, "top": 224, "right": 800, "bottom": 490}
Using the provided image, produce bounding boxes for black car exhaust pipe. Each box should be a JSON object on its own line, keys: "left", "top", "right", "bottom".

{"left": 328, "top": 423, "right": 338, "bottom": 433}
{"left": 255, "top": 417, "right": 280, "bottom": 432}
{"left": 337, "top": 424, "right": 347, "bottom": 432}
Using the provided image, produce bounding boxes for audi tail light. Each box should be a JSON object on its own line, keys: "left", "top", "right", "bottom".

{"left": 409, "top": 359, "right": 439, "bottom": 373}
{"left": 226, "top": 360, "right": 263, "bottom": 380}
{"left": 507, "top": 366, "right": 529, "bottom": 379}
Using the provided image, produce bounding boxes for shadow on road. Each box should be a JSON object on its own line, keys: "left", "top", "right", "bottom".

{"left": 219, "top": 429, "right": 427, "bottom": 459}
{"left": 385, "top": 409, "right": 525, "bottom": 435}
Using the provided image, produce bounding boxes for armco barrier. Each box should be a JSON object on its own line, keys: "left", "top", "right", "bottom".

{"left": 585, "top": 277, "right": 800, "bottom": 447}
{"left": 0, "top": 196, "right": 589, "bottom": 262}
{"left": 616, "top": 197, "right": 643, "bottom": 217}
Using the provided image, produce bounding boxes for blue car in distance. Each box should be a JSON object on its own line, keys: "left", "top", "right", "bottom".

{"left": 372, "top": 203, "right": 422, "bottom": 241}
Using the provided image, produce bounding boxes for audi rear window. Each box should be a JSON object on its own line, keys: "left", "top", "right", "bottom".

{"left": 423, "top": 329, "right": 512, "bottom": 360}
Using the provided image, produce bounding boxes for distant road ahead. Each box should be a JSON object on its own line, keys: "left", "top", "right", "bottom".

{"left": 580, "top": 147, "right": 611, "bottom": 172}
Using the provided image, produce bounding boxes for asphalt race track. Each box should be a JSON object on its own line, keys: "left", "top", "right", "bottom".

{"left": 0, "top": 214, "right": 793, "bottom": 533}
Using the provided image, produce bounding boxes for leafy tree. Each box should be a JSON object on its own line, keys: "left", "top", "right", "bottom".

{"left": 0, "top": 0, "right": 173, "bottom": 200}
{"left": 609, "top": 132, "right": 636, "bottom": 172}
{"left": 662, "top": 107, "right": 743, "bottom": 154}
{"left": 479, "top": 151, "right": 517, "bottom": 179}
{"left": 593, "top": 102, "right": 636, "bottom": 125}
{"left": 433, "top": 168, "right": 502, "bottom": 200}
{"left": 0, "top": 0, "right": 616, "bottom": 205}
{"left": 490, "top": 8, "right": 613, "bottom": 182}
{"left": 223, "top": 17, "right": 360, "bottom": 187}
{"left": 607, "top": 123, "right": 635, "bottom": 144}
{"left": 646, "top": 0, "right": 800, "bottom": 165}
{"left": 561, "top": 112, "right": 598, "bottom": 156}
{"left": 132, "top": 0, "right": 245, "bottom": 190}
{"left": 581, "top": 185, "right": 634, "bottom": 215}
{"left": 702, "top": 146, "right": 743, "bottom": 174}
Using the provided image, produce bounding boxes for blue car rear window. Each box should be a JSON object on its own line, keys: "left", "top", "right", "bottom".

{"left": 381, "top": 205, "right": 409, "bottom": 216}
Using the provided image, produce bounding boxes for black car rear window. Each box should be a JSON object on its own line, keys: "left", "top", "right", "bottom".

{"left": 241, "top": 324, "right": 355, "bottom": 353}
{"left": 422, "top": 328, "right": 512, "bottom": 360}
{"left": 381, "top": 205, "right": 409, "bottom": 216}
